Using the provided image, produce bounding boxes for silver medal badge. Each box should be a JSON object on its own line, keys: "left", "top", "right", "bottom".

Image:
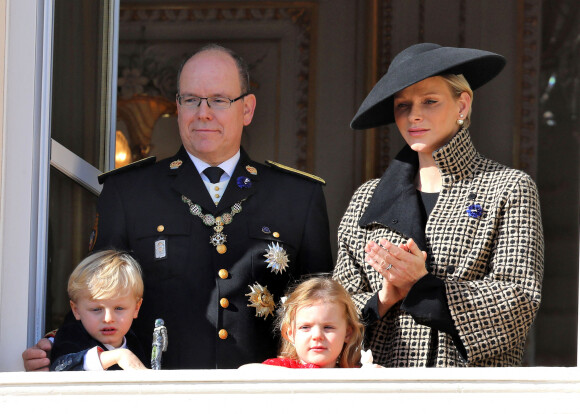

{"left": 263, "top": 242, "right": 290, "bottom": 275}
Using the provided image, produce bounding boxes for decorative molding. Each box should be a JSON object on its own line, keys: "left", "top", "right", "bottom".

{"left": 2, "top": 368, "right": 580, "bottom": 410}
{"left": 119, "top": 2, "right": 318, "bottom": 171}
{"left": 418, "top": 0, "right": 425, "bottom": 43}
{"left": 366, "top": 0, "right": 393, "bottom": 179}
{"left": 458, "top": 0, "right": 466, "bottom": 47}
{"left": 515, "top": 0, "right": 541, "bottom": 178}
{"left": 363, "top": 0, "right": 379, "bottom": 181}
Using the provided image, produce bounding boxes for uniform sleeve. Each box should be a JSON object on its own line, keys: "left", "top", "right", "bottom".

{"left": 50, "top": 350, "right": 90, "bottom": 371}
{"left": 333, "top": 182, "right": 379, "bottom": 322}
{"left": 93, "top": 177, "right": 130, "bottom": 252}
{"left": 446, "top": 174, "right": 544, "bottom": 365}
{"left": 50, "top": 347, "right": 105, "bottom": 371}
{"left": 50, "top": 322, "right": 98, "bottom": 371}
{"left": 296, "top": 183, "right": 333, "bottom": 275}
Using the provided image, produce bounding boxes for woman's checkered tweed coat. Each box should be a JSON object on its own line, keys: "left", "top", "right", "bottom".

{"left": 333, "top": 128, "right": 543, "bottom": 367}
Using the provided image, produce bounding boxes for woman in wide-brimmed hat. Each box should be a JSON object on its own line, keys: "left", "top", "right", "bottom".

{"left": 333, "top": 43, "right": 544, "bottom": 367}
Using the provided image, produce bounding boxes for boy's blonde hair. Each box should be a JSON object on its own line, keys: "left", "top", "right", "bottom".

{"left": 277, "top": 276, "right": 364, "bottom": 368}
{"left": 68, "top": 250, "right": 143, "bottom": 302}
{"left": 441, "top": 73, "right": 474, "bottom": 128}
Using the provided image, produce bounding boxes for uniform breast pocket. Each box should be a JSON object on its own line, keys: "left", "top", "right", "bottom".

{"left": 133, "top": 217, "right": 192, "bottom": 281}
{"left": 247, "top": 221, "right": 299, "bottom": 292}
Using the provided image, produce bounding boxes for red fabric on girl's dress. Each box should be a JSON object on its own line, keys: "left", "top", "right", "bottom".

{"left": 262, "top": 357, "right": 320, "bottom": 368}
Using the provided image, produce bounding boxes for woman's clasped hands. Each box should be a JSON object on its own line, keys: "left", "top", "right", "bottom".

{"left": 364, "top": 238, "right": 428, "bottom": 316}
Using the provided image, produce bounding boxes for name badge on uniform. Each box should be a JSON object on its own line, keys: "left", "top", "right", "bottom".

{"left": 154, "top": 238, "right": 167, "bottom": 260}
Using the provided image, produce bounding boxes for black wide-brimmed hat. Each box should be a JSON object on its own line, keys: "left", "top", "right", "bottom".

{"left": 350, "top": 43, "right": 506, "bottom": 129}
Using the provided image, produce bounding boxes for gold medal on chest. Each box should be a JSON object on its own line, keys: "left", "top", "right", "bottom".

{"left": 246, "top": 282, "right": 275, "bottom": 319}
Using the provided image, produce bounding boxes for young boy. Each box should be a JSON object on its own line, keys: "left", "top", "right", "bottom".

{"left": 50, "top": 250, "right": 147, "bottom": 371}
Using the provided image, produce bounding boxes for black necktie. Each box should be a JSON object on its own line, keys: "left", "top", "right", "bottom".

{"left": 204, "top": 166, "right": 224, "bottom": 184}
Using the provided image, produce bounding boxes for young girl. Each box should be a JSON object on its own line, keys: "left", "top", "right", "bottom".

{"left": 261, "top": 276, "right": 365, "bottom": 368}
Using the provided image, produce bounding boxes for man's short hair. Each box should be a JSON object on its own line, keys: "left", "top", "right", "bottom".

{"left": 176, "top": 43, "right": 251, "bottom": 94}
{"left": 67, "top": 250, "right": 144, "bottom": 302}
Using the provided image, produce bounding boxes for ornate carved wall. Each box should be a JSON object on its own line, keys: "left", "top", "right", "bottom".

{"left": 118, "top": 2, "right": 319, "bottom": 171}
{"left": 514, "top": 0, "right": 541, "bottom": 178}
{"left": 366, "top": 0, "right": 541, "bottom": 180}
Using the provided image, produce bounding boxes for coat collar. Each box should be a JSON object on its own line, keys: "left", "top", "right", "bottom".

{"left": 358, "top": 128, "right": 476, "bottom": 251}
{"left": 170, "top": 146, "right": 215, "bottom": 212}
{"left": 359, "top": 144, "right": 426, "bottom": 250}
{"left": 169, "top": 146, "right": 259, "bottom": 214}
{"left": 217, "top": 148, "right": 259, "bottom": 214}
{"left": 432, "top": 128, "right": 477, "bottom": 182}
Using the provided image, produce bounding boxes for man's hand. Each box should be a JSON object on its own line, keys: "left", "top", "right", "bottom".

{"left": 22, "top": 338, "right": 52, "bottom": 371}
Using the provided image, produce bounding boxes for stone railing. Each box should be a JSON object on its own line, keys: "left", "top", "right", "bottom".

{"left": 1, "top": 367, "right": 579, "bottom": 412}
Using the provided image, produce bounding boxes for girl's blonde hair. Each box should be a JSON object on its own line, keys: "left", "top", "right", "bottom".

{"left": 277, "top": 276, "right": 364, "bottom": 368}
{"left": 68, "top": 250, "right": 143, "bottom": 302}
{"left": 440, "top": 73, "right": 474, "bottom": 128}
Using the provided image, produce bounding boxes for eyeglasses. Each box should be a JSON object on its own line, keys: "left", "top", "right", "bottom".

{"left": 176, "top": 93, "right": 249, "bottom": 109}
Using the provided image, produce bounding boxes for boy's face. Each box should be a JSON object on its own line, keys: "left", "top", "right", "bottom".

{"left": 70, "top": 292, "right": 142, "bottom": 349}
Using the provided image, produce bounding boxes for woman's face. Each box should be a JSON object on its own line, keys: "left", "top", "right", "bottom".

{"left": 393, "top": 76, "right": 470, "bottom": 155}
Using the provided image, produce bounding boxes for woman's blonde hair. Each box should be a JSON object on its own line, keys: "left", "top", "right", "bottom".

{"left": 68, "top": 250, "right": 143, "bottom": 302}
{"left": 441, "top": 73, "right": 474, "bottom": 128}
{"left": 276, "top": 276, "right": 364, "bottom": 368}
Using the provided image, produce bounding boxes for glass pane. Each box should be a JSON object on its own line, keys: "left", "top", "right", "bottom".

{"left": 535, "top": 0, "right": 580, "bottom": 366}
{"left": 45, "top": 167, "right": 98, "bottom": 332}
{"left": 51, "top": 0, "right": 112, "bottom": 171}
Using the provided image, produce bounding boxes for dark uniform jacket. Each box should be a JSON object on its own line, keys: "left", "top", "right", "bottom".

{"left": 92, "top": 147, "right": 333, "bottom": 369}
{"left": 50, "top": 318, "right": 145, "bottom": 371}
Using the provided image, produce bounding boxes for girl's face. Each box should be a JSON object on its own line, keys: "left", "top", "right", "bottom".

{"left": 393, "top": 76, "right": 471, "bottom": 155}
{"left": 287, "top": 301, "right": 352, "bottom": 368}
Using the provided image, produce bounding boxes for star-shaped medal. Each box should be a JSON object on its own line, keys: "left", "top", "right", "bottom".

{"left": 263, "top": 242, "right": 290, "bottom": 275}
{"left": 246, "top": 283, "right": 275, "bottom": 320}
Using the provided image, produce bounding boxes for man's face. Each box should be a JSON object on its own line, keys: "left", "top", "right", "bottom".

{"left": 176, "top": 50, "right": 256, "bottom": 165}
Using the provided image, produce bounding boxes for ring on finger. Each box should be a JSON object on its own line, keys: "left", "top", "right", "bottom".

{"left": 385, "top": 263, "right": 393, "bottom": 271}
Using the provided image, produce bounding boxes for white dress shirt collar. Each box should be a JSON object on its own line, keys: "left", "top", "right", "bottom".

{"left": 187, "top": 150, "right": 241, "bottom": 183}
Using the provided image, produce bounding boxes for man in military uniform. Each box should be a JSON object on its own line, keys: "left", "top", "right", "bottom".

{"left": 23, "top": 44, "right": 332, "bottom": 370}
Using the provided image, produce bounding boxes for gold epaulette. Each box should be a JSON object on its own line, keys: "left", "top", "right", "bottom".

{"left": 265, "top": 160, "right": 326, "bottom": 185}
{"left": 98, "top": 156, "right": 156, "bottom": 185}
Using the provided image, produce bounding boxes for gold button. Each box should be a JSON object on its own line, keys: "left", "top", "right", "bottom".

{"left": 218, "top": 329, "right": 228, "bottom": 339}
{"left": 218, "top": 269, "right": 229, "bottom": 279}
{"left": 220, "top": 298, "right": 229, "bottom": 308}
{"left": 214, "top": 186, "right": 220, "bottom": 191}
{"left": 157, "top": 225, "right": 165, "bottom": 232}
{"left": 273, "top": 232, "right": 280, "bottom": 238}
{"left": 216, "top": 245, "right": 227, "bottom": 254}
{"left": 214, "top": 194, "right": 220, "bottom": 198}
